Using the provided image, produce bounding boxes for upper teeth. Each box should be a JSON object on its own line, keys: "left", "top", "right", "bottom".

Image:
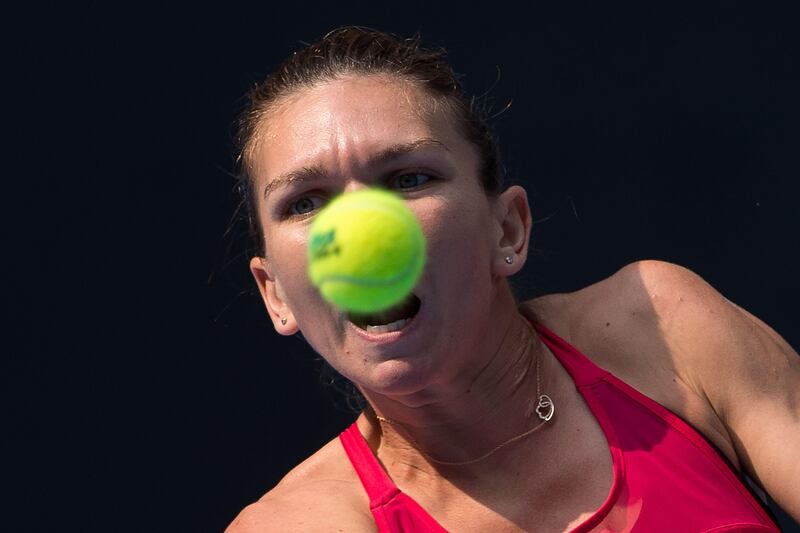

{"left": 365, "top": 318, "right": 410, "bottom": 334}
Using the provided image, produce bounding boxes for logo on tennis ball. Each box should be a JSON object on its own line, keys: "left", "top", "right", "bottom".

{"left": 309, "top": 229, "right": 340, "bottom": 261}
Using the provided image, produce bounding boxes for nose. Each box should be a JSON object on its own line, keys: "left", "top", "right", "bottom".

{"left": 342, "top": 179, "right": 377, "bottom": 195}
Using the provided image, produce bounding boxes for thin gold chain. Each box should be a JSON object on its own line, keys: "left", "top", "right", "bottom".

{"left": 374, "top": 341, "right": 555, "bottom": 466}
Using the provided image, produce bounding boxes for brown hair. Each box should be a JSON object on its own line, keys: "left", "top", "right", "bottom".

{"left": 234, "top": 26, "right": 505, "bottom": 258}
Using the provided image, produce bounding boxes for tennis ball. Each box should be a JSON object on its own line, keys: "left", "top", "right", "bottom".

{"left": 307, "top": 188, "right": 426, "bottom": 313}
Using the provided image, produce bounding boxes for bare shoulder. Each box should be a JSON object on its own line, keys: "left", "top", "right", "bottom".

{"left": 523, "top": 260, "right": 689, "bottom": 359}
{"left": 523, "top": 260, "right": 746, "bottom": 464}
{"left": 525, "top": 259, "right": 725, "bottom": 367}
{"left": 226, "top": 436, "right": 377, "bottom": 533}
{"left": 572, "top": 261, "right": 800, "bottom": 519}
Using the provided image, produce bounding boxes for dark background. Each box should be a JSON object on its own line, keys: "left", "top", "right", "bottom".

{"left": 8, "top": 3, "right": 799, "bottom": 532}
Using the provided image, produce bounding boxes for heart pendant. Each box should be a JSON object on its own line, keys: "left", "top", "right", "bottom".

{"left": 535, "top": 394, "right": 555, "bottom": 422}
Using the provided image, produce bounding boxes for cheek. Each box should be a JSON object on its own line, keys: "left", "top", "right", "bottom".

{"left": 267, "top": 227, "right": 315, "bottom": 302}
{"left": 417, "top": 197, "right": 494, "bottom": 275}
{"left": 270, "top": 229, "right": 345, "bottom": 349}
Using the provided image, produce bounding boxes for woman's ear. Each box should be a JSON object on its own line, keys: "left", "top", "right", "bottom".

{"left": 249, "top": 256, "right": 299, "bottom": 335}
{"left": 491, "top": 185, "right": 532, "bottom": 278}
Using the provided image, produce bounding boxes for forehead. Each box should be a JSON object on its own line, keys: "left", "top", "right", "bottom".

{"left": 252, "top": 75, "right": 468, "bottom": 185}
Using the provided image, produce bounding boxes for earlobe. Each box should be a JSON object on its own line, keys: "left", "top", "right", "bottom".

{"left": 492, "top": 185, "right": 532, "bottom": 277}
{"left": 248, "top": 256, "right": 299, "bottom": 335}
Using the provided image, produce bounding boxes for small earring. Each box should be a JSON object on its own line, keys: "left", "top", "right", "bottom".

{"left": 504, "top": 256, "right": 514, "bottom": 265}
{"left": 280, "top": 317, "right": 287, "bottom": 325}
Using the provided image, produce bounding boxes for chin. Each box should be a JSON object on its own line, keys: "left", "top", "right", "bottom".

{"left": 352, "top": 358, "right": 439, "bottom": 402}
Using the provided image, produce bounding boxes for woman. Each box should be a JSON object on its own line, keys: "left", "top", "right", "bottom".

{"left": 227, "top": 27, "right": 798, "bottom": 532}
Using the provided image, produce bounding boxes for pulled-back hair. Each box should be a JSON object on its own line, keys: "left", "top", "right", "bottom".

{"left": 234, "top": 26, "right": 505, "bottom": 258}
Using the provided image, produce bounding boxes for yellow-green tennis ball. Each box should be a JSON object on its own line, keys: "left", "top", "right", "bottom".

{"left": 308, "top": 188, "right": 426, "bottom": 313}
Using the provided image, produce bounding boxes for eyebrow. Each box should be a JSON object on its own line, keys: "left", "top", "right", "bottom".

{"left": 262, "top": 138, "right": 450, "bottom": 200}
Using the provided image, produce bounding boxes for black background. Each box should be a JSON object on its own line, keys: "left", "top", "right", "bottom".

{"left": 8, "top": 3, "right": 799, "bottom": 532}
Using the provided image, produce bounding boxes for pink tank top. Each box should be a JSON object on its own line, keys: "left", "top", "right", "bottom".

{"left": 338, "top": 320, "right": 780, "bottom": 532}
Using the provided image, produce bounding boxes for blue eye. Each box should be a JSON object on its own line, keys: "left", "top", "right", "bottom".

{"left": 393, "top": 173, "right": 431, "bottom": 189}
{"left": 288, "top": 195, "right": 324, "bottom": 217}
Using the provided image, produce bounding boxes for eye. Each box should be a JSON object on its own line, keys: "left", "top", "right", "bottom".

{"left": 287, "top": 195, "right": 325, "bottom": 217}
{"left": 392, "top": 172, "right": 432, "bottom": 190}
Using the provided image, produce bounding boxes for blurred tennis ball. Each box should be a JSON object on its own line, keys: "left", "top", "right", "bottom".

{"left": 308, "top": 188, "right": 426, "bottom": 313}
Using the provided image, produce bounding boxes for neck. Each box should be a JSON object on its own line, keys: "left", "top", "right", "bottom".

{"left": 359, "top": 291, "right": 558, "bottom": 475}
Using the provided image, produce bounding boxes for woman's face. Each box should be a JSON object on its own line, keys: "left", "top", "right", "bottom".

{"left": 249, "top": 75, "right": 528, "bottom": 398}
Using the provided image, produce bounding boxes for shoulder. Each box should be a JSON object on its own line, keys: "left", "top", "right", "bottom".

{"left": 579, "top": 259, "right": 793, "bottom": 395}
{"left": 584, "top": 262, "right": 800, "bottom": 520}
{"left": 225, "top": 436, "right": 377, "bottom": 533}
{"left": 563, "top": 258, "right": 703, "bottom": 322}
{"left": 524, "top": 259, "right": 706, "bottom": 368}
{"left": 527, "top": 259, "right": 731, "bottom": 361}
{"left": 524, "top": 260, "right": 747, "bottom": 459}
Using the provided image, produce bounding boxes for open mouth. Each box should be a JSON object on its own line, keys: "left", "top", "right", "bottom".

{"left": 347, "top": 293, "right": 422, "bottom": 334}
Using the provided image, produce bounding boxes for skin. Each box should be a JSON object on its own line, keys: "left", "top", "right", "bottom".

{"left": 237, "top": 74, "right": 800, "bottom": 530}
{"left": 247, "top": 74, "right": 549, "bottom": 465}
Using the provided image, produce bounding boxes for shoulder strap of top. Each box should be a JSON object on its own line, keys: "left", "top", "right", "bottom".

{"left": 529, "top": 320, "right": 610, "bottom": 387}
{"left": 339, "top": 421, "right": 400, "bottom": 508}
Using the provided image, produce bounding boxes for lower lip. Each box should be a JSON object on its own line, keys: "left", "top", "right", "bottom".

{"left": 345, "top": 301, "right": 424, "bottom": 345}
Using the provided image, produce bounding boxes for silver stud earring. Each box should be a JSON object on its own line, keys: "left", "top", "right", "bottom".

{"left": 280, "top": 317, "right": 287, "bottom": 325}
{"left": 504, "top": 256, "right": 514, "bottom": 265}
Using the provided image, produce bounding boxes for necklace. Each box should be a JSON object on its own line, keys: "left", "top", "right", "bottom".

{"left": 374, "top": 332, "right": 556, "bottom": 466}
